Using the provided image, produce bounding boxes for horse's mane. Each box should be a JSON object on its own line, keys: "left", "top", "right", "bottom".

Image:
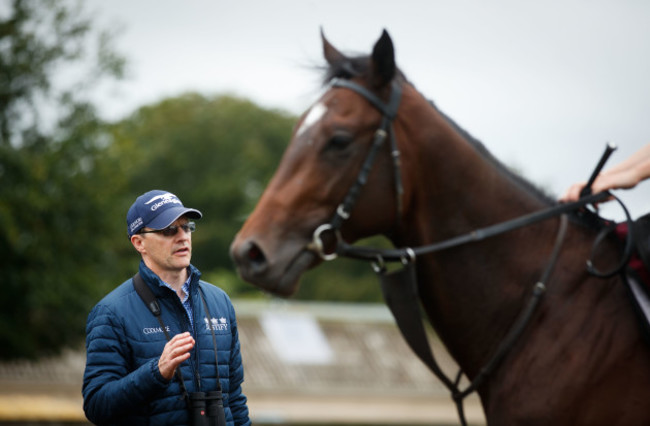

{"left": 432, "top": 103, "right": 557, "bottom": 207}
{"left": 323, "top": 54, "right": 556, "bottom": 207}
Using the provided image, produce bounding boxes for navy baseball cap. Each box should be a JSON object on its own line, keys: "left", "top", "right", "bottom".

{"left": 127, "top": 190, "right": 202, "bottom": 237}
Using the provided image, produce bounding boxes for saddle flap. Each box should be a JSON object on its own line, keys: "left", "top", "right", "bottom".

{"left": 634, "top": 213, "right": 650, "bottom": 272}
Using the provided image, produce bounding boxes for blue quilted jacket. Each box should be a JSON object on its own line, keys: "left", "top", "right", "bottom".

{"left": 82, "top": 262, "right": 251, "bottom": 425}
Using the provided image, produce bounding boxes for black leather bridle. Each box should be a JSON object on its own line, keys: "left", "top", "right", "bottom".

{"left": 310, "top": 77, "right": 404, "bottom": 261}
{"left": 306, "top": 76, "right": 634, "bottom": 426}
{"left": 309, "top": 78, "right": 632, "bottom": 274}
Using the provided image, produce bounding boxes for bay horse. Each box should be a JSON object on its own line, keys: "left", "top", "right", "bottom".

{"left": 230, "top": 30, "right": 650, "bottom": 425}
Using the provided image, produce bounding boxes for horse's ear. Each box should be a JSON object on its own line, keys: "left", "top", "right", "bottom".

{"left": 322, "top": 28, "right": 346, "bottom": 65}
{"left": 370, "top": 29, "right": 396, "bottom": 88}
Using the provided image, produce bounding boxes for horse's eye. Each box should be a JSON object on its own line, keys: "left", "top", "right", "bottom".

{"left": 327, "top": 134, "right": 353, "bottom": 150}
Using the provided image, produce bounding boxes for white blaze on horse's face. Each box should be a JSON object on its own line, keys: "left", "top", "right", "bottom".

{"left": 296, "top": 102, "right": 327, "bottom": 143}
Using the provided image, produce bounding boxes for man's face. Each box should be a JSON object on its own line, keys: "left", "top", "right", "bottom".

{"left": 131, "top": 217, "right": 193, "bottom": 276}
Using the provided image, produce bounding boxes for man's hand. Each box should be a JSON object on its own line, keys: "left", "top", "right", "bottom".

{"left": 158, "top": 332, "right": 195, "bottom": 380}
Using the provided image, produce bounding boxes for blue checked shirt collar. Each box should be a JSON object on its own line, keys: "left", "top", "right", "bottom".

{"left": 161, "top": 270, "right": 195, "bottom": 330}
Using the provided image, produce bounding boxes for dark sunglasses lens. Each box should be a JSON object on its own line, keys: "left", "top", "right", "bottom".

{"left": 160, "top": 222, "right": 195, "bottom": 237}
{"left": 161, "top": 226, "right": 178, "bottom": 237}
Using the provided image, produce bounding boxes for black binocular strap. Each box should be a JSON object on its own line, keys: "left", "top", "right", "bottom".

{"left": 133, "top": 273, "right": 190, "bottom": 400}
{"left": 133, "top": 273, "right": 223, "bottom": 394}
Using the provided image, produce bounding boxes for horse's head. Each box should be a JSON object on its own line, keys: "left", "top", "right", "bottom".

{"left": 230, "top": 30, "right": 408, "bottom": 296}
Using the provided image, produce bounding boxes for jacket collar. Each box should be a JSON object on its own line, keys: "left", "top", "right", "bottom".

{"left": 138, "top": 260, "right": 202, "bottom": 298}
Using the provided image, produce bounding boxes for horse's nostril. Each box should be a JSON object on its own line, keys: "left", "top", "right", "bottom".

{"left": 232, "top": 239, "right": 268, "bottom": 277}
{"left": 247, "top": 243, "right": 265, "bottom": 264}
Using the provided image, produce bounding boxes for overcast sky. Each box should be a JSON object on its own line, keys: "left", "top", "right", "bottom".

{"left": 87, "top": 0, "right": 649, "bottom": 221}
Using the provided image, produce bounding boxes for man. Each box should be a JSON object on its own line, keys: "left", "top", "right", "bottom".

{"left": 83, "top": 190, "right": 251, "bottom": 425}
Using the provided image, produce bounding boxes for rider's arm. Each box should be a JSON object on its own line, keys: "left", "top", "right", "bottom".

{"left": 560, "top": 144, "right": 650, "bottom": 202}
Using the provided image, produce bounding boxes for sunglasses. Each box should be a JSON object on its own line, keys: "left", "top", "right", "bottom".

{"left": 139, "top": 222, "right": 196, "bottom": 237}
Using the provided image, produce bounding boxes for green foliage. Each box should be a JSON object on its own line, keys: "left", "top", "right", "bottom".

{"left": 0, "top": 0, "right": 127, "bottom": 359}
{"left": 113, "top": 93, "right": 384, "bottom": 304}
{"left": 111, "top": 93, "right": 295, "bottom": 277}
{"left": 0, "top": 0, "right": 385, "bottom": 360}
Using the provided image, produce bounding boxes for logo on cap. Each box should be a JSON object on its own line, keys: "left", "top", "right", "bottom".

{"left": 145, "top": 193, "right": 182, "bottom": 211}
{"left": 129, "top": 217, "right": 144, "bottom": 233}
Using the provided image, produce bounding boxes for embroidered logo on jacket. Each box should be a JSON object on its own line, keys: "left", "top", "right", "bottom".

{"left": 204, "top": 317, "right": 228, "bottom": 331}
{"left": 142, "top": 326, "right": 170, "bottom": 335}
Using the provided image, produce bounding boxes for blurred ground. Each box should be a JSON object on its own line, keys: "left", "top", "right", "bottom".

{"left": 0, "top": 300, "right": 485, "bottom": 425}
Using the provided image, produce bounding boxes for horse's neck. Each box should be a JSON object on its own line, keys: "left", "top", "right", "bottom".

{"left": 398, "top": 96, "right": 550, "bottom": 240}
{"left": 395, "top": 92, "right": 560, "bottom": 376}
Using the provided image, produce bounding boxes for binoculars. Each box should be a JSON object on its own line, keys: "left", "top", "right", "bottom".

{"left": 188, "top": 391, "right": 226, "bottom": 426}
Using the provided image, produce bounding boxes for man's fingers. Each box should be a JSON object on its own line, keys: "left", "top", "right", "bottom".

{"left": 158, "top": 332, "right": 195, "bottom": 379}
{"left": 172, "top": 334, "right": 195, "bottom": 347}
{"left": 169, "top": 341, "right": 195, "bottom": 359}
{"left": 168, "top": 335, "right": 195, "bottom": 358}
{"left": 170, "top": 331, "right": 193, "bottom": 343}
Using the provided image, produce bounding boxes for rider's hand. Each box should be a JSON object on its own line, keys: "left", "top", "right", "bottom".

{"left": 560, "top": 181, "right": 588, "bottom": 203}
{"left": 559, "top": 168, "right": 639, "bottom": 203}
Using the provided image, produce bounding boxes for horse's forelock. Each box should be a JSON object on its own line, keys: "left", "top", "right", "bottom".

{"left": 323, "top": 55, "right": 368, "bottom": 84}
{"left": 322, "top": 54, "right": 407, "bottom": 86}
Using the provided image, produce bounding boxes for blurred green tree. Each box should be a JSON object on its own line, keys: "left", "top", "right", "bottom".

{"left": 110, "top": 93, "right": 295, "bottom": 295}
{"left": 0, "top": 0, "right": 385, "bottom": 359}
{"left": 0, "top": 0, "right": 126, "bottom": 359}
{"left": 112, "top": 93, "right": 384, "bottom": 303}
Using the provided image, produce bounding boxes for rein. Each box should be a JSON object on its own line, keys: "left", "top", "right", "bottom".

{"left": 378, "top": 214, "right": 568, "bottom": 426}
{"left": 308, "top": 77, "right": 635, "bottom": 426}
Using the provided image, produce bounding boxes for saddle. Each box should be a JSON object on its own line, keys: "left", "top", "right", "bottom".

{"left": 633, "top": 213, "right": 650, "bottom": 279}
{"left": 618, "top": 212, "right": 650, "bottom": 285}
{"left": 617, "top": 213, "right": 650, "bottom": 342}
